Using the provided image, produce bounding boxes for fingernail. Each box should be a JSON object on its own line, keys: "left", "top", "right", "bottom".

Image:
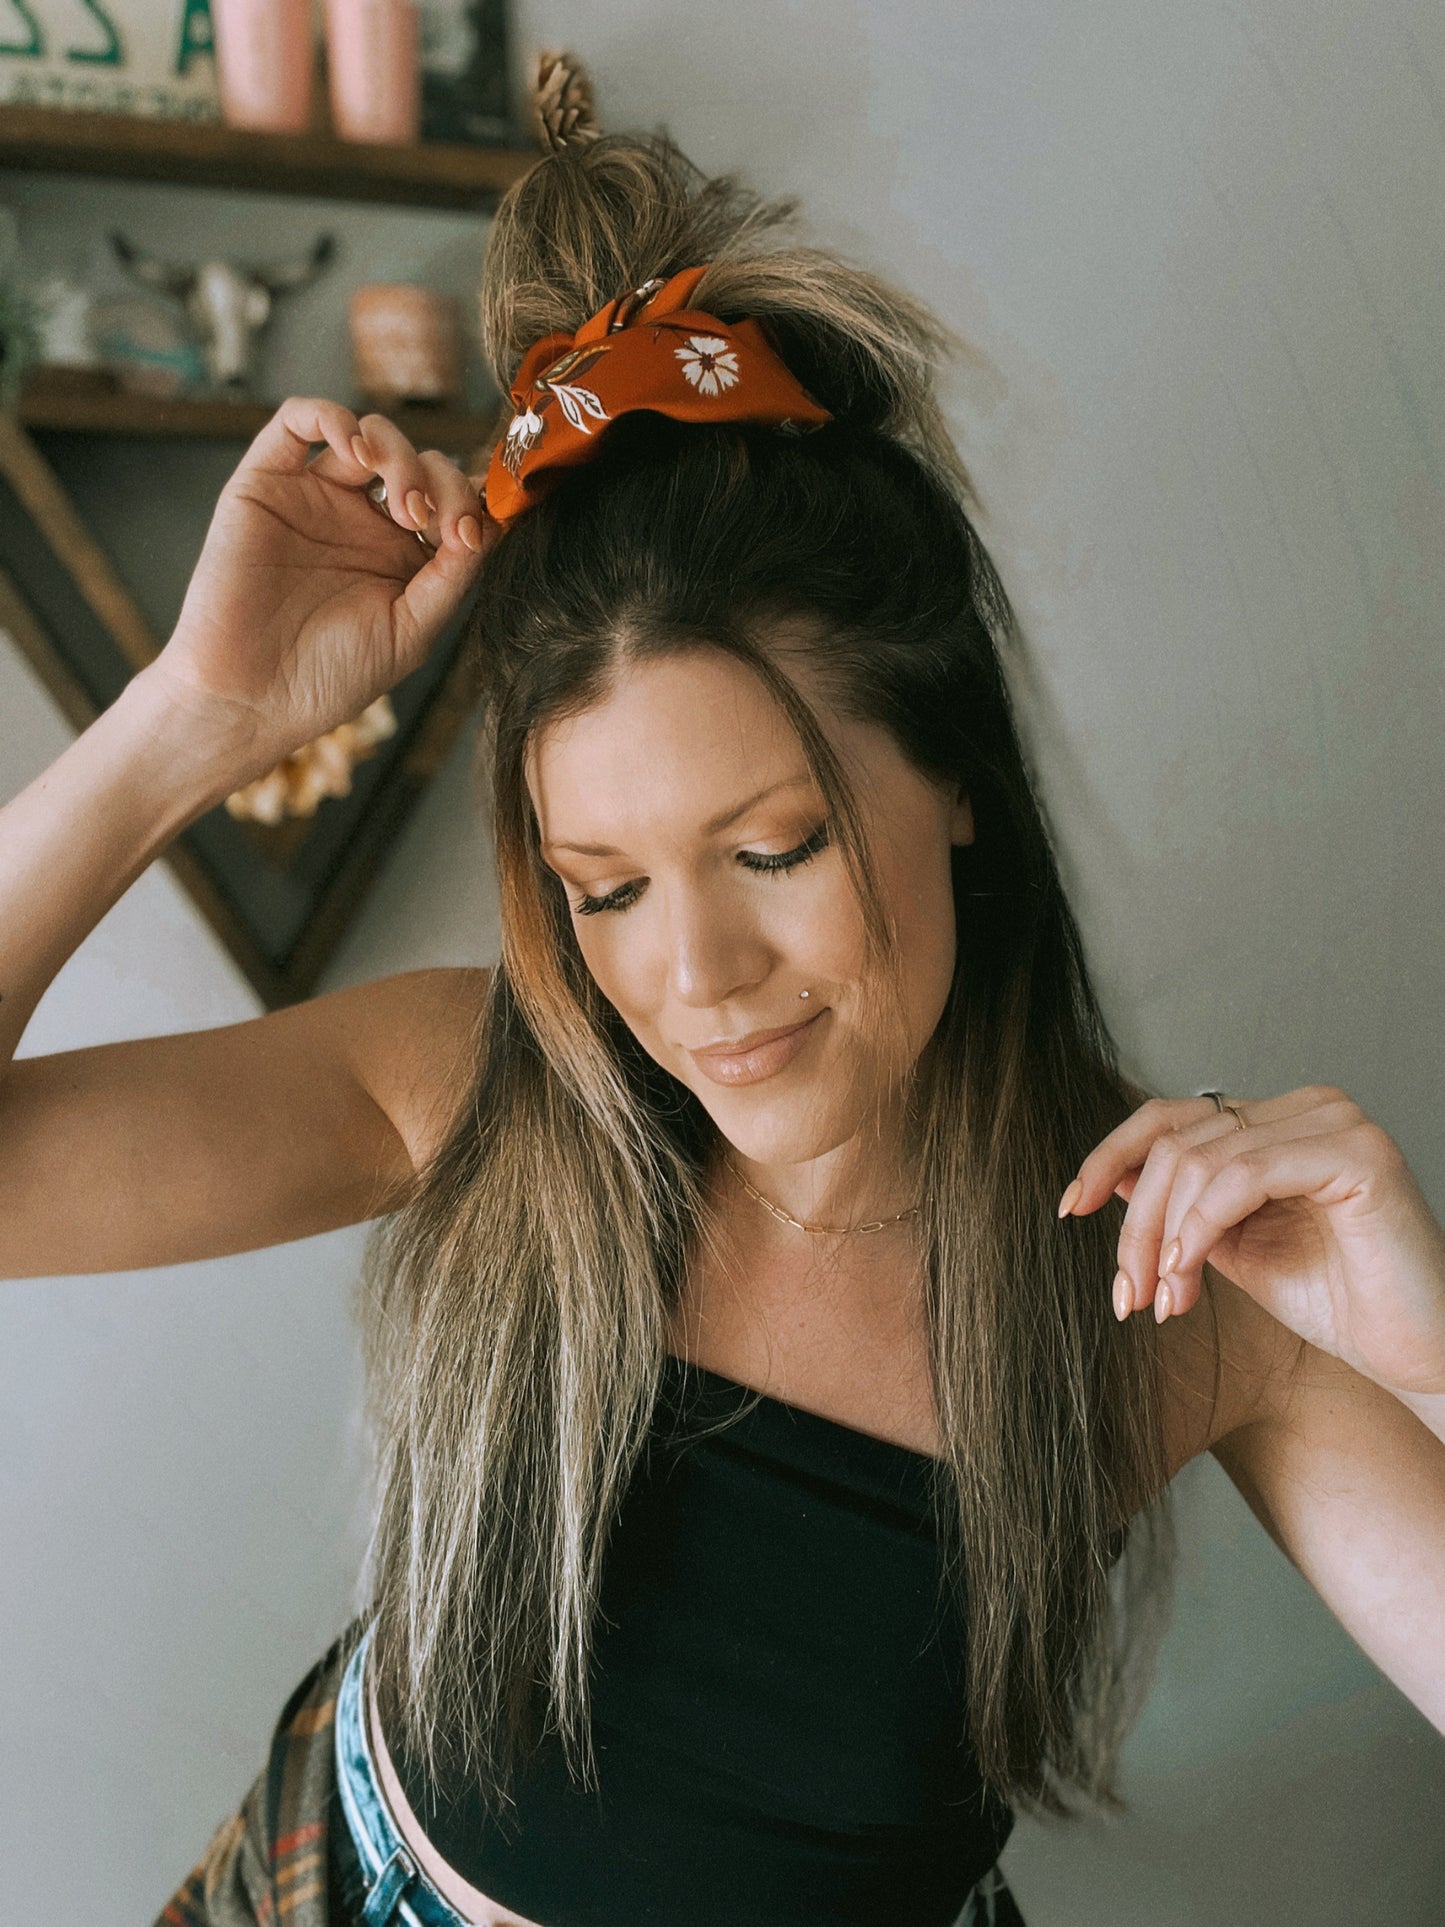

{"left": 350, "top": 434, "right": 374, "bottom": 468}
{"left": 458, "top": 514, "right": 482, "bottom": 552}
{"left": 1155, "top": 1281, "right": 1173, "bottom": 1323}
{"left": 1112, "top": 1269, "right": 1132, "bottom": 1321}
{"left": 405, "top": 489, "right": 429, "bottom": 529}
{"left": 1161, "top": 1238, "right": 1181, "bottom": 1275}
{"left": 424, "top": 492, "right": 438, "bottom": 513}
{"left": 1057, "top": 1178, "right": 1083, "bottom": 1219}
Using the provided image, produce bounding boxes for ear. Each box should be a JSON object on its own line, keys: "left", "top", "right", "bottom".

{"left": 949, "top": 788, "right": 975, "bottom": 847}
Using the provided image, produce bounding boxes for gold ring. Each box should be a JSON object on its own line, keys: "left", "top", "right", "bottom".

{"left": 1202, "top": 1089, "right": 1248, "bottom": 1132}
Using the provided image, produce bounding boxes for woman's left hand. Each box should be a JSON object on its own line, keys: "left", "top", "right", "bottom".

{"left": 1060, "top": 1086, "right": 1445, "bottom": 1401}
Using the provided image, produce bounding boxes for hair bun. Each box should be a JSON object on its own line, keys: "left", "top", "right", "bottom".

{"left": 480, "top": 127, "right": 978, "bottom": 509}
{"left": 532, "top": 50, "right": 602, "bottom": 154}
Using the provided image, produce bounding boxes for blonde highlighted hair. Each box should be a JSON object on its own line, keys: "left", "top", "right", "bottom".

{"left": 362, "top": 128, "right": 1175, "bottom": 1822}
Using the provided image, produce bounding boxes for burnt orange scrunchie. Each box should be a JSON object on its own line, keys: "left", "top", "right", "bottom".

{"left": 483, "top": 265, "right": 833, "bottom": 526}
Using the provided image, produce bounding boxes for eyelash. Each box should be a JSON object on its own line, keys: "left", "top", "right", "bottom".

{"left": 572, "top": 821, "right": 832, "bottom": 917}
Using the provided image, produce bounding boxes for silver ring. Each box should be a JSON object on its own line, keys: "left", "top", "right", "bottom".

{"left": 364, "top": 473, "right": 435, "bottom": 554}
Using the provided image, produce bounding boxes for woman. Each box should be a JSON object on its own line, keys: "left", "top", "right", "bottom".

{"left": 2, "top": 131, "right": 1442, "bottom": 1927}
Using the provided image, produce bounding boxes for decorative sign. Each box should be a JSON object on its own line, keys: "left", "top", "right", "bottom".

{"left": 0, "top": 0, "right": 220, "bottom": 119}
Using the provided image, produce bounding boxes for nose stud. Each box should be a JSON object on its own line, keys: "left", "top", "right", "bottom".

{"left": 799, "top": 989, "right": 811, "bottom": 999}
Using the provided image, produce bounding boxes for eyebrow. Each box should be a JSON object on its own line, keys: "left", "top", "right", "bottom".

{"left": 543, "top": 774, "right": 817, "bottom": 858}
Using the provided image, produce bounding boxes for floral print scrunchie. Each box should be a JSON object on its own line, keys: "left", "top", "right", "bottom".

{"left": 483, "top": 265, "right": 833, "bottom": 526}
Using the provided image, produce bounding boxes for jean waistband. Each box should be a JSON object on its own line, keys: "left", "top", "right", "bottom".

{"left": 337, "top": 1621, "right": 1011, "bottom": 1927}
{"left": 335, "top": 1622, "right": 471, "bottom": 1927}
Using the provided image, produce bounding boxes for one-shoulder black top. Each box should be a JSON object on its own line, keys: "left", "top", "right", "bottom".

{"left": 387, "top": 1353, "right": 1015, "bottom": 1927}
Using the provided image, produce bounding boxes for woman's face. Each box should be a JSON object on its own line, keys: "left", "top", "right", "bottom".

{"left": 527, "top": 646, "right": 973, "bottom": 1173}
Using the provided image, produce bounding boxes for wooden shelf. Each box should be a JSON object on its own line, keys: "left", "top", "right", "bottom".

{"left": 0, "top": 103, "right": 538, "bottom": 209}
{"left": 0, "top": 106, "right": 511, "bottom": 1004}
{"left": 17, "top": 375, "right": 500, "bottom": 455}
{"left": 0, "top": 407, "right": 487, "bottom": 1007}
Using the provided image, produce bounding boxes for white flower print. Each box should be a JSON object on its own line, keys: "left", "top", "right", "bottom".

{"left": 675, "top": 334, "right": 740, "bottom": 397}
{"left": 501, "top": 406, "right": 545, "bottom": 476}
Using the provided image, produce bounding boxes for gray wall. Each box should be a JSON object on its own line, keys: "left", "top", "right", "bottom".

{"left": 2, "top": 2, "right": 1443, "bottom": 1921}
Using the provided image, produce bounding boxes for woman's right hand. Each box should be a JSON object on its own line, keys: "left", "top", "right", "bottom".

{"left": 149, "top": 396, "right": 500, "bottom": 780}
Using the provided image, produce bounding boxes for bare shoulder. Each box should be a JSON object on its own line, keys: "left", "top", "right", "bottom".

{"left": 1156, "top": 1263, "right": 1306, "bottom": 1479}
{"left": 313, "top": 965, "right": 490, "bottom": 1175}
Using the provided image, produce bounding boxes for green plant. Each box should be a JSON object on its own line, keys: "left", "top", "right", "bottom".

{"left": 0, "top": 280, "right": 43, "bottom": 413}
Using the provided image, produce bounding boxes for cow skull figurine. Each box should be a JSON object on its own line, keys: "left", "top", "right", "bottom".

{"left": 108, "top": 231, "right": 336, "bottom": 390}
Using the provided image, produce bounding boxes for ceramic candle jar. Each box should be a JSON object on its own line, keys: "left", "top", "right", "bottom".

{"left": 349, "top": 283, "right": 464, "bottom": 407}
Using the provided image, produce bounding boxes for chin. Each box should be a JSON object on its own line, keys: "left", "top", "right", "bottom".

{"left": 692, "top": 1085, "right": 865, "bottom": 1169}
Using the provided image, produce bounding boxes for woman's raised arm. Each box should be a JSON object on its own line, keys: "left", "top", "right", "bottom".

{"left": 0, "top": 397, "right": 495, "bottom": 1278}
{"left": 1066, "top": 1086, "right": 1445, "bottom": 1728}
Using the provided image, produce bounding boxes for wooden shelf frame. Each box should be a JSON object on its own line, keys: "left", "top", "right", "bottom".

{"left": 0, "top": 102, "right": 539, "bottom": 209}
{"left": 0, "top": 106, "right": 514, "bottom": 1001}
{"left": 16, "top": 376, "right": 501, "bottom": 461}
{"left": 0, "top": 410, "right": 487, "bottom": 1008}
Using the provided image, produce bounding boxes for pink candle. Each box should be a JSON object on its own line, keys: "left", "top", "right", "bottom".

{"left": 325, "top": 0, "right": 420, "bottom": 145}
{"left": 212, "top": 0, "right": 315, "bottom": 134}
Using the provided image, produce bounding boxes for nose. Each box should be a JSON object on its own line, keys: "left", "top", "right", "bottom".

{"left": 663, "top": 884, "right": 772, "bottom": 1010}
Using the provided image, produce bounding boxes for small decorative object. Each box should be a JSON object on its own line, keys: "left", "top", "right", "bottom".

{"left": 108, "top": 231, "right": 336, "bottom": 390}
{"left": 0, "top": 280, "right": 43, "bottom": 412}
{"left": 27, "top": 272, "right": 99, "bottom": 369}
{"left": 211, "top": 0, "right": 315, "bottom": 133}
{"left": 324, "top": 0, "right": 420, "bottom": 144}
{"left": 224, "top": 695, "right": 398, "bottom": 824}
{"left": 349, "top": 282, "right": 462, "bottom": 407}
{"left": 0, "top": 208, "right": 42, "bottom": 411}
{"left": 418, "top": 0, "right": 510, "bottom": 144}
{"left": 92, "top": 291, "right": 206, "bottom": 394}
{"left": 532, "top": 47, "right": 600, "bottom": 152}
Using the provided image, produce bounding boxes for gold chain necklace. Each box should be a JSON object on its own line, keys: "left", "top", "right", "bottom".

{"left": 724, "top": 1156, "right": 921, "bottom": 1236}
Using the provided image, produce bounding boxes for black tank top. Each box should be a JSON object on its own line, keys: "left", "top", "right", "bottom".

{"left": 388, "top": 1353, "right": 1014, "bottom": 1927}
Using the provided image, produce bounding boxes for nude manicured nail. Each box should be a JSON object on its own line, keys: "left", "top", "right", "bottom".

{"left": 1112, "top": 1269, "right": 1132, "bottom": 1321}
{"left": 405, "top": 489, "right": 429, "bottom": 529}
{"left": 1155, "top": 1281, "right": 1174, "bottom": 1323}
{"left": 350, "top": 434, "right": 374, "bottom": 468}
{"left": 1057, "top": 1178, "right": 1082, "bottom": 1219}
{"left": 1161, "top": 1238, "right": 1181, "bottom": 1274}
{"left": 458, "top": 514, "right": 482, "bottom": 552}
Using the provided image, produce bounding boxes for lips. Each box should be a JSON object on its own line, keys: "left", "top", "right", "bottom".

{"left": 688, "top": 1009, "right": 826, "bottom": 1087}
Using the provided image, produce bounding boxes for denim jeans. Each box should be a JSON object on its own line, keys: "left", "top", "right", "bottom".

{"left": 334, "top": 1621, "right": 470, "bottom": 1927}
{"left": 334, "top": 1623, "right": 1020, "bottom": 1927}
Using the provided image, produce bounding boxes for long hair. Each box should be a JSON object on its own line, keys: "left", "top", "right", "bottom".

{"left": 361, "top": 129, "right": 1176, "bottom": 1821}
